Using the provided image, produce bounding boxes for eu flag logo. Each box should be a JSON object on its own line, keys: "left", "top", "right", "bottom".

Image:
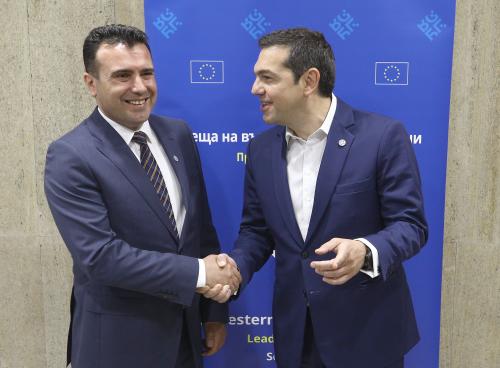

{"left": 190, "top": 60, "right": 224, "bottom": 84}
{"left": 375, "top": 62, "right": 409, "bottom": 85}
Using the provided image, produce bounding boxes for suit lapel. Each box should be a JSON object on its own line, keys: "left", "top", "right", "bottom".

{"left": 272, "top": 128, "right": 304, "bottom": 248}
{"left": 305, "top": 100, "right": 355, "bottom": 244}
{"left": 86, "top": 109, "right": 179, "bottom": 242}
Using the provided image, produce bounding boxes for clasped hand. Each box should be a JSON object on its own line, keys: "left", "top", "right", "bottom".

{"left": 197, "top": 254, "right": 241, "bottom": 303}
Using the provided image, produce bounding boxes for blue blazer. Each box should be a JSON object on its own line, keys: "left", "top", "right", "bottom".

{"left": 232, "top": 99, "right": 428, "bottom": 368}
{"left": 44, "top": 109, "right": 227, "bottom": 368}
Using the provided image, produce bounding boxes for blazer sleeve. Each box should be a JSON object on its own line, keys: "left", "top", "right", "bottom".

{"left": 44, "top": 138, "right": 199, "bottom": 306}
{"left": 363, "top": 121, "right": 428, "bottom": 280}
{"left": 230, "top": 139, "right": 275, "bottom": 292}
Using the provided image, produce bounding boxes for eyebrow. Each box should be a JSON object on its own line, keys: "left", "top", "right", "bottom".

{"left": 110, "top": 67, "right": 155, "bottom": 77}
{"left": 255, "top": 69, "right": 277, "bottom": 77}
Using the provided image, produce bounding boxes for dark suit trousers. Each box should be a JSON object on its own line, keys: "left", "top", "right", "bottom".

{"left": 300, "top": 309, "right": 404, "bottom": 368}
{"left": 174, "top": 312, "right": 196, "bottom": 368}
{"left": 300, "top": 309, "right": 326, "bottom": 368}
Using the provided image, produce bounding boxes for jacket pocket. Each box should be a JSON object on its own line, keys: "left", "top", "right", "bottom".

{"left": 335, "top": 177, "right": 374, "bottom": 195}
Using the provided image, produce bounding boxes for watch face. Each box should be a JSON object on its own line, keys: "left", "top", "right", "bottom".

{"left": 363, "top": 248, "right": 373, "bottom": 271}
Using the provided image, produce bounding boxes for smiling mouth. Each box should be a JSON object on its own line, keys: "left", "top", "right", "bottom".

{"left": 261, "top": 101, "right": 272, "bottom": 110}
{"left": 125, "top": 98, "right": 149, "bottom": 106}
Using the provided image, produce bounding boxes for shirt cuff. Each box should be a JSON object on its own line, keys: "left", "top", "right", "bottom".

{"left": 355, "top": 238, "right": 380, "bottom": 278}
{"left": 196, "top": 258, "right": 206, "bottom": 288}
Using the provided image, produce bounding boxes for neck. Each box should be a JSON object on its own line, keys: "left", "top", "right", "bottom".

{"left": 287, "top": 95, "right": 332, "bottom": 140}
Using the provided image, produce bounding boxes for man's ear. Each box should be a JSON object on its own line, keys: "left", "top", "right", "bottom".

{"left": 83, "top": 72, "right": 97, "bottom": 97}
{"left": 302, "top": 68, "right": 321, "bottom": 96}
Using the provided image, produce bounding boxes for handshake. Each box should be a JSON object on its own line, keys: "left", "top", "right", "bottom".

{"left": 197, "top": 254, "right": 241, "bottom": 303}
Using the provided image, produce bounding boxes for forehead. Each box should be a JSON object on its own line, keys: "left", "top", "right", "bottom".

{"left": 254, "top": 46, "right": 291, "bottom": 73}
{"left": 95, "top": 43, "right": 153, "bottom": 72}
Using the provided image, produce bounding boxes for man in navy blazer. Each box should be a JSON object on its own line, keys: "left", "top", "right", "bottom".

{"left": 44, "top": 25, "right": 240, "bottom": 368}
{"left": 208, "top": 28, "right": 428, "bottom": 367}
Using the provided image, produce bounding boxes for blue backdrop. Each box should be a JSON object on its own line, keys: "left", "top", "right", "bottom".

{"left": 145, "top": 1, "right": 456, "bottom": 367}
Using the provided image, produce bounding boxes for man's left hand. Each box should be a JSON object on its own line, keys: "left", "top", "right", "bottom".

{"left": 202, "top": 322, "right": 227, "bottom": 356}
{"left": 310, "top": 238, "right": 366, "bottom": 285}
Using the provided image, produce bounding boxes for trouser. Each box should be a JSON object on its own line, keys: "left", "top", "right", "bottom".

{"left": 299, "top": 309, "right": 404, "bottom": 368}
{"left": 174, "top": 312, "right": 196, "bottom": 368}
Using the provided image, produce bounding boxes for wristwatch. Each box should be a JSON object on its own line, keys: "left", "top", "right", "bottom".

{"left": 362, "top": 246, "right": 373, "bottom": 271}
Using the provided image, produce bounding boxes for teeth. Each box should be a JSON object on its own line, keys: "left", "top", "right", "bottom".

{"left": 127, "top": 99, "right": 146, "bottom": 105}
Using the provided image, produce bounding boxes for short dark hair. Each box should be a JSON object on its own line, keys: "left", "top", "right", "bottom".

{"left": 259, "top": 28, "right": 335, "bottom": 97}
{"left": 83, "top": 24, "right": 151, "bottom": 77}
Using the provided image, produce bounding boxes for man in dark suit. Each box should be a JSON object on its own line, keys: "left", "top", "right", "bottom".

{"left": 206, "top": 28, "right": 428, "bottom": 368}
{"left": 44, "top": 24, "right": 240, "bottom": 368}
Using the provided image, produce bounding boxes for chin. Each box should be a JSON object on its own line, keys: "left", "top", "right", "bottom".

{"left": 262, "top": 114, "right": 274, "bottom": 124}
{"left": 131, "top": 112, "right": 150, "bottom": 123}
{"left": 262, "top": 117, "right": 281, "bottom": 126}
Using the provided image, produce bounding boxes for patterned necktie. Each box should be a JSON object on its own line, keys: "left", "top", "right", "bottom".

{"left": 131, "top": 131, "right": 179, "bottom": 239}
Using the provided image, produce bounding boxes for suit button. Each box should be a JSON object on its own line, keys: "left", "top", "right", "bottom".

{"left": 301, "top": 251, "right": 309, "bottom": 259}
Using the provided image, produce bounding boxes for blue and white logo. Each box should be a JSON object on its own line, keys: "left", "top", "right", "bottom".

{"left": 329, "top": 10, "right": 359, "bottom": 40}
{"left": 190, "top": 60, "right": 224, "bottom": 84}
{"left": 417, "top": 10, "right": 446, "bottom": 41}
{"left": 375, "top": 62, "right": 409, "bottom": 85}
{"left": 153, "top": 8, "right": 182, "bottom": 39}
{"left": 241, "top": 9, "right": 271, "bottom": 40}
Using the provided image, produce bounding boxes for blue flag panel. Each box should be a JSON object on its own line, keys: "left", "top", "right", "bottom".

{"left": 145, "top": 1, "right": 456, "bottom": 367}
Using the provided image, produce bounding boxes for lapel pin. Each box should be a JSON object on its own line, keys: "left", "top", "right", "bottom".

{"left": 173, "top": 155, "right": 179, "bottom": 162}
{"left": 338, "top": 139, "right": 347, "bottom": 147}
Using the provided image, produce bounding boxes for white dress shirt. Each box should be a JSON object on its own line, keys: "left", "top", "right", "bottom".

{"left": 285, "top": 95, "right": 379, "bottom": 277}
{"left": 99, "top": 108, "right": 206, "bottom": 286}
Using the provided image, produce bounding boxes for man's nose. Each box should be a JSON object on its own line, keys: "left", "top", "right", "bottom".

{"left": 131, "top": 75, "right": 147, "bottom": 93}
{"left": 251, "top": 79, "right": 263, "bottom": 96}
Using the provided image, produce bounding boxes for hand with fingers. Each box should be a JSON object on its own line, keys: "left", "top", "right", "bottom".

{"left": 197, "top": 253, "right": 241, "bottom": 303}
{"left": 310, "top": 238, "right": 366, "bottom": 285}
{"left": 202, "top": 321, "right": 227, "bottom": 356}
